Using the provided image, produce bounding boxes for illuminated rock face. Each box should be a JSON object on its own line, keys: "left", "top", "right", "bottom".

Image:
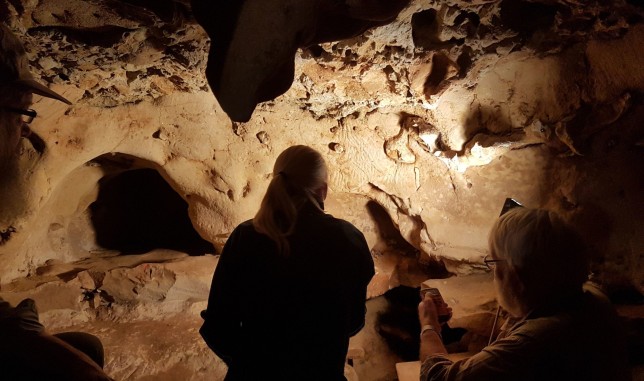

{"left": 0, "top": 0, "right": 642, "bottom": 379}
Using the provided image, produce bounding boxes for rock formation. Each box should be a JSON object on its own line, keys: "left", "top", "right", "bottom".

{"left": 0, "top": 0, "right": 642, "bottom": 379}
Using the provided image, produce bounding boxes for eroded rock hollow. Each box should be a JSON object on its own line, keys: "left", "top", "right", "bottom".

{"left": 0, "top": 0, "right": 642, "bottom": 380}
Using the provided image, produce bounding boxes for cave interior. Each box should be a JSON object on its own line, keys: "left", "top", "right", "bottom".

{"left": 0, "top": 0, "right": 642, "bottom": 380}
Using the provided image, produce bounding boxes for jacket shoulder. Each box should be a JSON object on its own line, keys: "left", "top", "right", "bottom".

{"left": 322, "top": 214, "right": 362, "bottom": 234}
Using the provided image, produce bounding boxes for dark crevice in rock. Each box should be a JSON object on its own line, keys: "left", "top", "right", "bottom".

{"left": 456, "top": 46, "right": 473, "bottom": 78}
{"left": 412, "top": 7, "right": 474, "bottom": 51}
{"left": 89, "top": 166, "right": 214, "bottom": 256}
{"left": 0, "top": 225, "right": 16, "bottom": 245}
{"left": 303, "top": 44, "right": 325, "bottom": 58}
{"left": 115, "top": 0, "right": 190, "bottom": 24}
{"left": 376, "top": 286, "right": 422, "bottom": 361}
{"left": 453, "top": 10, "right": 480, "bottom": 36}
{"left": 610, "top": 287, "right": 644, "bottom": 305}
{"left": 411, "top": 8, "right": 444, "bottom": 50}
{"left": 499, "top": 0, "right": 558, "bottom": 37}
{"left": 424, "top": 53, "right": 458, "bottom": 98}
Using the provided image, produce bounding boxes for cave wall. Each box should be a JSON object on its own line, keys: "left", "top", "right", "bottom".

{"left": 0, "top": 1, "right": 642, "bottom": 379}
{"left": 0, "top": 0, "right": 642, "bottom": 298}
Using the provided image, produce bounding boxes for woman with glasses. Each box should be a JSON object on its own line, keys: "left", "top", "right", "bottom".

{"left": 418, "top": 207, "right": 630, "bottom": 381}
{"left": 200, "top": 145, "right": 374, "bottom": 381}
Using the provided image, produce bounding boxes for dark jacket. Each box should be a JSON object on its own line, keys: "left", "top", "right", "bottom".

{"left": 200, "top": 203, "right": 374, "bottom": 381}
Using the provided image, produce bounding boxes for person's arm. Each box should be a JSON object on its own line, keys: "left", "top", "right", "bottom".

{"left": 200, "top": 226, "right": 243, "bottom": 365}
{"left": 418, "top": 315, "right": 551, "bottom": 381}
{"left": 418, "top": 293, "right": 449, "bottom": 361}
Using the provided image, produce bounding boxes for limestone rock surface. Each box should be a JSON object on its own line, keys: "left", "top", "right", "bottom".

{"left": 0, "top": 0, "right": 642, "bottom": 379}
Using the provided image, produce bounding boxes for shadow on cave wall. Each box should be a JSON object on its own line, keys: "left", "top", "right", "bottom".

{"left": 366, "top": 200, "right": 450, "bottom": 282}
{"left": 89, "top": 166, "right": 214, "bottom": 256}
{"left": 461, "top": 103, "right": 517, "bottom": 145}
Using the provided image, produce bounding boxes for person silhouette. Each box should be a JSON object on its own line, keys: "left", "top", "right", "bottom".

{"left": 201, "top": 145, "right": 374, "bottom": 381}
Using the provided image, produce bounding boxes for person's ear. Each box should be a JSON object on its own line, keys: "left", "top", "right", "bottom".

{"left": 316, "top": 182, "right": 328, "bottom": 201}
{"left": 508, "top": 268, "right": 528, "bottom": 303}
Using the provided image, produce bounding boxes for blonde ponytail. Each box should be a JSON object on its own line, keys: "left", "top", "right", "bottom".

{"left": 253, "top": 145, "right": 327, "bottom": 256}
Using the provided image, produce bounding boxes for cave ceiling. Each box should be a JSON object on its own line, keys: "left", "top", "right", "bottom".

{"left": 2, "top": 0, "right": 640, "bottom": 121}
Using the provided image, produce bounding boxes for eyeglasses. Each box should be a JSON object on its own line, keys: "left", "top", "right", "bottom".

{"left": 2, "top": 107, "right": 37, "bottom": 124}
{"left": 484, "top": 254, "right": 505, "bottom": 270}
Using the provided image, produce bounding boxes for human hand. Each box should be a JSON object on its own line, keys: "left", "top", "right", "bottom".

{"left": 418, "top": 293, "right": 440, "bottom": 328}
{"left": 418, "top": 293, "right": 452, "bottom": 327}
{"left": 418, "top": 294, "right": 451, "bottom": 360}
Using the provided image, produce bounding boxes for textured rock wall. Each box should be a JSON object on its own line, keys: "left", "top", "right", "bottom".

{"left": 0, "top": 0, "right": 643, "bottom": 378}
{"left": 1, "top": 0, "right": 641, "bottom": 293}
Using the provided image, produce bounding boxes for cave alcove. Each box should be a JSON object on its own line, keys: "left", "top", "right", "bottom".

{"left": 89, "top": 167, "right": 214, "bottom": 256}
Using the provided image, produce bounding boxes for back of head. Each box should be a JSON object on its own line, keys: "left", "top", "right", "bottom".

{"left": 488, "top": 207, "right": 589, "bottom": 308}
{"left": 253, "top": 145, "right": 328, "bottom": 255}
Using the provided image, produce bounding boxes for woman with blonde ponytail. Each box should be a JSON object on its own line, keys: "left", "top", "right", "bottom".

{"left": 201, "top": 145, "right": 374, "bottom": 381}
{"left": 253, "top": 145, "right": 329, "bottom": 256}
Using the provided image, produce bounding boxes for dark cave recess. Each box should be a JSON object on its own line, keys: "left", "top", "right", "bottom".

{"left": 89, "top": 167, "right": 215, "bottom": 256}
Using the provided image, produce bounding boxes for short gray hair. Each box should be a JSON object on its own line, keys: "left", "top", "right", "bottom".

{"left": 488, "top": 207, "right": 589, "bottom": 306}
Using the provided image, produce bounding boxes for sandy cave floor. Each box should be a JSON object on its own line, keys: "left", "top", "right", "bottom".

{"left": 1, "top": 250, "right": 406, "bottom": 381}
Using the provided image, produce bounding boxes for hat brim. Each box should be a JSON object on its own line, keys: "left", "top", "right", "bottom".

{"left": 14, "top": 79, "right": 72, "bottom": 105}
